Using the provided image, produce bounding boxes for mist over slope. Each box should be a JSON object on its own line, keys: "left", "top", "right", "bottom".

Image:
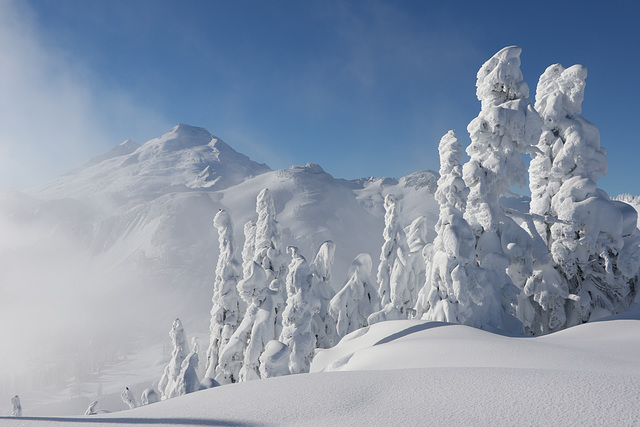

{"left": 0, "top": 124, "right": 438, "bottom": 393}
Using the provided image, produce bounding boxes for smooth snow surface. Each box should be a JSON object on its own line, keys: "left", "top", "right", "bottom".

{"left": 2, "top": 314, "right": 639, "bottom": 426}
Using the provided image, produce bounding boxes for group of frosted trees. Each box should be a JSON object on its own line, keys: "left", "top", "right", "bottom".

{"left": 418, "top": 46, "right": 640, "bottom": 335}
{"left": 200, "top": 189, "right": 347, "bottom": 383}
{"left": 152, "top": 46, "right": 640, "bottom": 399}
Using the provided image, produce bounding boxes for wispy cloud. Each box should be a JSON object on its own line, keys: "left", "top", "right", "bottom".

{"left": 0, "top": 1, "right": 169, "bottom": 190}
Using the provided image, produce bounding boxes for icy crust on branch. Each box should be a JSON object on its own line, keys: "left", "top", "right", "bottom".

{"left": 205, "top": 209, "right": 242, "bottom": 384}
{"left": 330, "top": 253, "right": 377, "bottom": 337}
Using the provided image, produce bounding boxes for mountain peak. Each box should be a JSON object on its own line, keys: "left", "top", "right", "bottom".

{"left": 170, "top": 123, "right": 211, "bottom": 137}
{"left": 141, "top": 124, "right": 216, "bottom": 153}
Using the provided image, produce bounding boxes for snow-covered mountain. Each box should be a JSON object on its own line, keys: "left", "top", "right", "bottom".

{"left": 0, "top": 124, "right": 439, "bottom": 400}
{"left": 31, "top": 124, "right": 272, "bottom": 203}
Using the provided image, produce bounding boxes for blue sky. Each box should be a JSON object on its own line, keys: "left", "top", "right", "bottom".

{"left": 1, "top": 0, "right": 639, "bottom": 196}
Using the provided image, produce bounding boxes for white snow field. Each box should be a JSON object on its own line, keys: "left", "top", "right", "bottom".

{"left": 1, "top": 311, "right": 639, "bottom": 426}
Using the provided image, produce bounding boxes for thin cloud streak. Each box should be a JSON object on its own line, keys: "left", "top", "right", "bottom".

{"left": 0, "top": 1, "right": 169, "bottom": 190}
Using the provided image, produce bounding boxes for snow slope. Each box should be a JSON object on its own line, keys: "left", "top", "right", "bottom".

{"left": 2, "top": 313, "right": 639, "bottom": 425}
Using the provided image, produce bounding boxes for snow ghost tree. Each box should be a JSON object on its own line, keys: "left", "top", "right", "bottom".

{"left": 418, "top": 130, "right": 483, "bottom": 324}
{"left": 176, "top": 352, "right": 204, "bottom": 395}
{"left": 405, "top": 216, "right": 430, "bottom": 308}
{"left": 158, "top": 318, "right": 189, "bottom": 399}
{"left": 461, "top": 46, "right": 542, "bottom": 334}
{"left": 330, "top": 253, "right": 377, "bottom": 338}
{"left": 121, "top": 387, "right": 137, "bottom": 409}
{"left": 259, "top": 340, "right": 291, "bottom": 378}
{"left": 280, "top": 246, "right": 320, "bottom": 374}
{"left": 309, "top": 241, "right": 338, "bottom": 348}
{"left": 204, "top": 209, "right": 242, "bottom": 383}
{"left": 253, "top": 189, "right": 287, "bottom": 337}
{"left": 528, "top": 63, "right": 640, "bottom": 327}
{"left": 219, "top": 261, "right": 278, "bottom": 382}
{"left": 368, "top": 194, "right": 413, "bottom": 324}
{"left": 217, "top": 189, "right": 284, "bottom": 382}
{"left": 141, "top": 388, "right": 159, "bottom": 406}
{"left": 85, "top": 400, "right": 99, "bottom": 415}
{"left": 11, "top": 395, "right": 21, "bottom": 417}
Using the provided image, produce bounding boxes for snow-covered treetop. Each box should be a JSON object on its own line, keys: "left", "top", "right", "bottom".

{"left": 312, "top": 241, "right": 336, "bottom": 282}
{"left": 533, "top": 63, "right": 606, "bottom": 184}
{"left": 435, "top": 130, "right": 467, "bottom": 213}
{"left": 254, "top": 188, "right": 283, "bottom": 273}
{"left": 535, "top": 64, "right": 588, "bottom": 124}
{"left": 170, "top": 318, "right": 187, "bottom": 352}
{"left": 213, "top": 209, "right": 233, "bottom": 238}
{"left": 476, "top": 46, "right": 529, "bottom": 109}
{"left": 348, "top": 253, "right": 373, "bottom": 283}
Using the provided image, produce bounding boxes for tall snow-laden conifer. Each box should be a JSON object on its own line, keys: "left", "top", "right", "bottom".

{"left": 310, "top": 241, "right": 338, "bottom": 348}
{"left": 280, "top": 246, "right": 319, "bottom": 374}
{"left": 368, "top": 194, "right": 413, "bottom": 324}
{"left": 158, "top": 318, "right": 189, "bottom": 400}
{"left": 219, "top": 189, "right": 283, "bottom": 382}
{"left": 204, "top": 209, "right": 242, "bottom": 383}
{"left": 253, "top": 189, "right": 287, "bottom": 337}
{"left": 528, "top": 63, "right": 640, "bottom": 327}
{"left": 418, "top": 131, "right": 482, "bottom": 324}
{"left": 461, "top": 46, "right": 541, "bottom": 334}
{"left": 329, "top": 253, "right": 377, "bottom": 338}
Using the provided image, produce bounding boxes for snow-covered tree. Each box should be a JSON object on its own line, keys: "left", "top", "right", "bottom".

{"left": 405, "top": 215, "right": 430, "bottom": 314}
{"left": 528, "top": 63, "right": 640, "bottom": 327}
{"left": 158, "top": 318, "right": 189, "bottom": 400}
{"left": 85, "top": 400, "right": 99, "bottom": 415}
{"left": 329, "top": 253, "right": 377, "bottom": 338}
{"left": 141, "top": 388, "right": 159, "bottom": 406}
{"left": 253, "top": 189, "right": 287, "bottom": 337}
{"left": 368, "top": 194, "right": 413, "bottom": 324}
{"left": 219, "top": 261, "right": 278, "bottom": 382}
{"left": 460, "top": 46, "right": 542, "bottom": 334}
{"left": 217, "top": 189, "right": 286, "bottom": 382}
{"left": 418, "top": 130, "right": 482, "bottom": 324}
{"left": 310, "top": 241, "right": 337, "bottom": 348}
{"left": 176, "top": 352, "right": 204, "bottom": 395}
{"left": 204, "top": 209, "right": 242, "bottom": 383}
{"left": 259, "top": 340, "right": 290, "bottom": 378}
{"left": 280, "top": 246, "right": 320, "bottom": 374}
{"left": 11, "top": 395, "right": 21, "bottom": 417}
{"left": 121, "top": 387, "right": 137, "bottom": 409}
